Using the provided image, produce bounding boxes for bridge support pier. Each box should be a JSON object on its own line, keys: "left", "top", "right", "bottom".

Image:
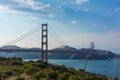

{"left": 41, "top": 23, "right": 48, "bottom": 62}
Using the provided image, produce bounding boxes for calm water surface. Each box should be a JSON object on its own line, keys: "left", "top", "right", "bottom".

{"left": 24, "top": 59, "right": 120, "bottom": 79}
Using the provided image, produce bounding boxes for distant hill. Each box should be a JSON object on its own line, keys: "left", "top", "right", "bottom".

{"left": 0, "top": 45, "right": 118, "bottom": 60}
{"left": 115, "top": 54, "right": 120, "bottom": 58}
{"left": 48, "top": 46, "right": 82, "bottom": 59}
{"left": 49, "top": 46, "right": 116, "bottom": 60}
{"left": 1, "top": 45, "right": 22, "bottom": 49}
{"left": 1, "top": 45, "right": 41, "bottom": 59}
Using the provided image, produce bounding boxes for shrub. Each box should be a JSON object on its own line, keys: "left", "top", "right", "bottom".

{"left": 36, "top": 63, "right": 47, "bottom": 68}
{"left": 25, "top": 66, "right": 39, "bottom": 75}
{"left": 58, "top": 72, "right": 71, "bottom": 80}
{"left": 12, "top": 67, "right": 24, "bottom": 76}
{"left": 46, "top": 70, "right": 58, "bottom": 80}
{"left": 69, "top": 75, "right": 80, "bottom": 80}
{"left": 15, "top": 76, "right": 25, "bottom": 80}
{"left": 1, "top": 73, "right": 8, "bottom": 78}
{"left": 8, "top": 57, "right": 23, "bottom": 61}
{"left": 32, "top": 71, "right": 47, "bottom": 80}
{"left": 10, "top": 61, "right": 23, "bottom": 66}
{"left": 37, "top": 60, "right": 42, "bottom": 63}
{"left": 32, "top": 63, "right": 45, "bottom": 68}
{"left": 4, "top": 70, "right": 13, "bottom": 76}
{"left": 0, "top": 57, "right": 7, "bottom": 61}
{"left": 0, "top": 71, "right": 13, "bottom": 78}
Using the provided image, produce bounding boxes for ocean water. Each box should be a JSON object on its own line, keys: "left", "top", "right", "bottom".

{"left": 24, "top": 59, "right": 120, "bottom": 79}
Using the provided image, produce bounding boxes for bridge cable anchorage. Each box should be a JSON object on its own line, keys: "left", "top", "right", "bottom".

{"left": 0, "top": 24, "right": 42, "bottom": 48}
{"left": 49, "top": 26, "right": 66, "bottom": 46}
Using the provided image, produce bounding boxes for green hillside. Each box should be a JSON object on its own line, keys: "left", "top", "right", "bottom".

{"left": 0, "top": 57, "right": 117, "bottom": 80}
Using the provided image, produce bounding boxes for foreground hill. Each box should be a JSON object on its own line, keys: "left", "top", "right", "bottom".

{"left": 1, "top": 45, "right": 117, "bottom": 60}
{"left": 0, "top": 57, "right": 117, "bottom": 80}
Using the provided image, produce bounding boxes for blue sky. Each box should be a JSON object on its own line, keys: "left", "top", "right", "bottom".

{"left": 0, "top": 0, "right": 120, "bottom": 53}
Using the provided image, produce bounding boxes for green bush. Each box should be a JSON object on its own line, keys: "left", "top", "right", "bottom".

{"left": 69, "top": 75, "right": 80, "bottom": 80}
{"left": 8, "top": 57, "right": 23, "bottom": 61}
{"left": 32, "top": 71, "right": 47, "bottom": 80}
{"left": 0, "top": 57, "right": 7, "bottom": 61}
{"left": 12, "top": 68, "right": 24, "bottom": 76}
{"left": 1, "top": 73, "right": 8, "bottom": 78}
{"left": 0, "top": 71, "right": 13, "bottom": 78}
{"left": 37, "top": 60, "right": 42, "bottom": 63}
{"left": 10, "top": 60, "right": 23, "bottom": 66}
{"left": 32, "top": 63, "right": 46, "bottom": 68}
{"left": 15, "top": 76, "right": 25, "bottom": 80}
{"left": 58, "top": 72, "right": 71, "bottom": 80}
{"left": 4, "top": 70, "right": 13, "bottom": 76}
{"left": 25, "top": 66, "right": 39, "bottom": 75}
{"left": 46, "top": 70, "right": 58, "bottom": 80}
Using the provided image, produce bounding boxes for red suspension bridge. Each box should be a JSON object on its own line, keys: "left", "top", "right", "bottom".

{"left": 0, "top": 23, "right": 94, "bottom": 62}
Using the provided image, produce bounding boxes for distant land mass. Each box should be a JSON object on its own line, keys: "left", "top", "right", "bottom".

{"left": 49, "top": 46, "right": 117, "bottom": 60}
{"left": 1, "top": 45, "right": 40, "bottom": 59}
{"left": 1, "top": 45, "right": 120, "bottom": 60}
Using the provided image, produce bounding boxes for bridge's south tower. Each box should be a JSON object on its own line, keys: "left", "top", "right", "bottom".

{"left": 41, "top": 23, "right": 48, "bottom": 62}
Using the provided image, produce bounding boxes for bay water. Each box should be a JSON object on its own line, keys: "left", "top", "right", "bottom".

{"left": 24, "top": 59, "right": 120, "bottom": 79}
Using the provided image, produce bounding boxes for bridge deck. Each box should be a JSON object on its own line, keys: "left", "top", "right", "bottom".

{"left": 0, "top": 48, "right": 85, "bottom": 53}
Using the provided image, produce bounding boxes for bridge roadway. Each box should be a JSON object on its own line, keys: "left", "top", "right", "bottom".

{"left": 0, "top": 48, "right": 84, "bottom": 53}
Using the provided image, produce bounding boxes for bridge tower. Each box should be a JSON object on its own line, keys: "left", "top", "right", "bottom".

{"left": 41, "top": 23, "right": 48, "bottom": 62}
{"left": 91, "top": 42, "right": 95, "bottom": 54}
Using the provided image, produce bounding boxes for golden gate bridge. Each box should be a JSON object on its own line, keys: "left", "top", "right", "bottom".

{"left": 0, "top": 23, "right": 94, "bottom": 62}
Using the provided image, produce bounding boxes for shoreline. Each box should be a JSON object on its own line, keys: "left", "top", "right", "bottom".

{"left": 0, "top": 57, "right": 118, "bottom": 80}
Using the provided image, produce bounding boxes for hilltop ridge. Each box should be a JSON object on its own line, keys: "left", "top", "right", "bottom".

{"left": 1, "top": 45, "right": 118, "bottom": 60}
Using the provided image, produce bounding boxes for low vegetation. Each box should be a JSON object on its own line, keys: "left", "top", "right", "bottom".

{"left": 0, "top": 57, "right": 117, "bottom": 80}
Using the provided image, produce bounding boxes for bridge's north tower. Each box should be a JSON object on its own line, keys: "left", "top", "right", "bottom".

{"left": 41, "top": 23, "right": 48, "bottom": 62}
{"left": 91, "top": 42, "right": 94, "bottom": 54}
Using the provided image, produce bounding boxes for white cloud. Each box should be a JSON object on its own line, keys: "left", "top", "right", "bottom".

{"left": 11, "top": 0, "right": 51, "bottom": 11}
{"left": 81, "top": 8, "right": 89, "bottom": 12}
{"left": 0, "top": 5, "right": 14, "bottom": 13}
{"left": 25, "top": 16, "right": 39, "bottom": 21}
{"left": 71, "top": 21, "right": 77, "bottom": 24}
{"left": 75, "top": 0, "right": 90, "bottom": 5}
{"left": 48, "top": 13, "right": 56, "bottom": 18}
{"left": 0, "top": 5, "right": 25, "bottom": 14}
{"left": 0, "top": 5, "right": 9, "bottom": 11}
{"left": 0, "top": 0, "right": 64, "bottom": 18}
{"left": 31, "top": 16, "right": 38, "bottom": 20}
{"left": 114, "top": 7, "right": 120, "bottom": 12}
